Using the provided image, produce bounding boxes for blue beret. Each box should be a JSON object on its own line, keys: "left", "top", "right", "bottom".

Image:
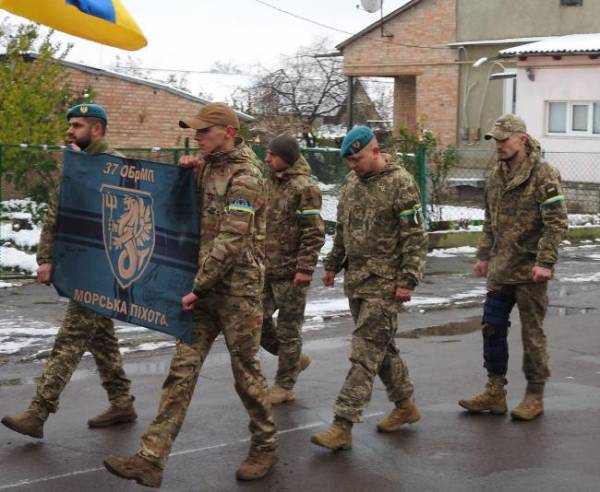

{"left": 340, "top": 126, "right": 374, "bottom": 158}
{"left": 67, "top": 103, "right": 107, "bottom": 122}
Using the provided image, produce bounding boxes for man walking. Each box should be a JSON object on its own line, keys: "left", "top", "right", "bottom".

{"left": 2, "top": 104, "right": 136, "bottom": 439}
{"left": 103, "top": 103, "right": 277, "bottom": 487}
{"left": 459, "top": 114, "right": 568, "bottom": 421}
{"left": 311, "top": 126, "right": 427, "bottom": 450}
{"left": 260, "top": 134, "right": 325, "bottom": 404}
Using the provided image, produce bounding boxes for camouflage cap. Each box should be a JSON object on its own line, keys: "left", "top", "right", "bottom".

{"left": 484, "top": 113, "right": 527, "bottom": 140}
{"left": 67, "top": 103, "right": 107, "bottom": 122}
{"left": 340, "top": 126, "right": 374, "bottom": 158}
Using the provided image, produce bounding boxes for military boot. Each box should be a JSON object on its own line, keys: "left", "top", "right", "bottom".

{"left": 458, "top": 377, "right": 507, "bottom": 414}
{"left": 103, "top": 454, "right": 163, "bottom": 488}
{"left": 299, "top": 352, "right": 311, "bottom": 371}
{"left": 235, "top": 448, "right": 278, "bottom": 481}
{"left": 88, "top": 401, "right": 137, "bottom": 428}
{"left": 1, "top": 411, "right": 45, "bottom": 439}
{"left": 511, "top": 383, "right": 544, "bottom": 421}
{"left": 269, "top": 385, "right": 295, "bottom": 405}
{"left": 377, "top": 398, "right": 420, "bottom": 432}
{"left": 310, "top": 417, "right": 353, "bottom": 450}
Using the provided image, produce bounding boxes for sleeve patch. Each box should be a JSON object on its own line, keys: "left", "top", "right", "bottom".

{"left": 399, "top": 203, "right": 422, "bottom": 225}
{"left": 225, "top": 199, "right": 255, "bottom": 215}
{"left": 296, "top": 208, "right": 321, "bottom": 217}
{"left": 541, "top": 184, "right": 563, "bottom": 207}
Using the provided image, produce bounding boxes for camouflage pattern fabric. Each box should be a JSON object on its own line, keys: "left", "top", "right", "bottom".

{"left": 260, "top": 278, "right": 308, "bottom": 389}
{"left": 324, "top": 156, "right": 426, "bottom": 423}
{"left": 29, "top": 300, "right": 132, "bottom": 419}
{"left": 485, "top": 280, "right": 550, "bottom": 383}
{"left": 264, "top": 155, "right": 325, "bottom": 277}
{"left": 334, "top": 298, "right": 414, "bottom": 423}
{"left": 323, "top": 155, "right": 427, "bottom": 297}
{"left": 29, "top": 140, "right": 132, "bottom": 420}
{"left": 139, "top": 295, "right": 276, "bottom": 469}
{"left": 138, "top": 139, "right": 276, "bottom": 468}
{"left": 477, "top": 136, "right": 568, "bottom": 284}
{"left": 192, "top": 138, "right": 266, "bottom": 298}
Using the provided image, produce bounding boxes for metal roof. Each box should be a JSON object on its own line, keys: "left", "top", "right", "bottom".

{"left": 500, "top": 33, "right": 600, "bottom": 57}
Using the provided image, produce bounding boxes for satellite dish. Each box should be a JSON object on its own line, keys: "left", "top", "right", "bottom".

{"left": 360, "top": 0, "right": 383, "bottom": 13}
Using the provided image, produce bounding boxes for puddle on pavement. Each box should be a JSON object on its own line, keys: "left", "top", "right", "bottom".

{"left": 397, "top": 316, "right": 481, "bottom": 339}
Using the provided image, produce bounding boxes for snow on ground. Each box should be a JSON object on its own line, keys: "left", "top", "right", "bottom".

{"left": 428, "top": 246, "right": 477, "bottom": 257}
{"left": 560, "top": 272, "right": 600, "bottom": 283}
{"left": 120, "top": 341, "right": 175, "bottom": 354}
{"left": 0, "top": 246, "right": 38, "bottom": 273}
{"left": 1, "top": 222, "right": 41, "bottom": 249}
{"left": 0, "top": 280, "right": 19, "bottom": 288}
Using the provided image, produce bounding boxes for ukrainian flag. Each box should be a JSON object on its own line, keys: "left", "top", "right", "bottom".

{"left": 0, "top": 0, "right": 147, "bottom": 50}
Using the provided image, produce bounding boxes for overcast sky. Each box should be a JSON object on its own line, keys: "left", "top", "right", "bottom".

{"left": 3, "top": 0, "right": 410, "bottom": 73}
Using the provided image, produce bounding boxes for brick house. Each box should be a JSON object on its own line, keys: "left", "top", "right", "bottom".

{"left": 337, "top": 0, "right": 600, "bottom": 147}
{"left": 61, "top": 59, "right": 254, "bottom": 148}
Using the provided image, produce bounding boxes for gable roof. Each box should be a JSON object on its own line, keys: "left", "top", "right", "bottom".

{"left": 336, "top": 0, "right": 425, "bottom": 50}
{"left": 18, "top": 54, "right": 255, "bottom": 122}
{"left": 500, "top": 33, "right": 600, "bottom": 57}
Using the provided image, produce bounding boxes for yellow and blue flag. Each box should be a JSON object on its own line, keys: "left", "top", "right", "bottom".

{"left": 51, "top": 150, "right": 198, "bottom": 342}
{"left": 0, "top": 0, "right": 147, "bottom": 50}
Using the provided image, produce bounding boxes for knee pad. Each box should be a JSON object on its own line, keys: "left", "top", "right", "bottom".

{"left": 482, "top": 291, "right": 515, "bottom": 329}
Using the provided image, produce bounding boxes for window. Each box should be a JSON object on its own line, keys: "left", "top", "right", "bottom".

{"left": 547, "top": 101, "right": 600, "bottom": 136}
{"left": 560, "top": 0, "right": 583, "bottom": 6}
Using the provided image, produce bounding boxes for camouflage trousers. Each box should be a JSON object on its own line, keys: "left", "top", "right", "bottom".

{"left": 29, "top": 300, "right": 132, "bottom": 420}
{"left": 139, "top": 293, "right": 277, "bottom": 469}
{"left": 483, "top": 280, "right": 550, "bottom": 383}
{"left": 260, "top": 277, "right": 308, "bottom": 389}
{"left": 334, "top": 297, "right": 414, "bottom": 423}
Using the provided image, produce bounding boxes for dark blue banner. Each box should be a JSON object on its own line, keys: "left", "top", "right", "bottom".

{"left": 52, "top": 150, "right": 198, "bottom": 342}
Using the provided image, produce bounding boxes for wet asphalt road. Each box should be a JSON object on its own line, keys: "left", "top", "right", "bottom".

{"left": 1, "top": 247, "right": 599, "bottom": 491}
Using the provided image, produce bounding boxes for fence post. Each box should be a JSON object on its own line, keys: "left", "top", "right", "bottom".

{"left": 416, "top": 143, "right": 429, "bottom": 227}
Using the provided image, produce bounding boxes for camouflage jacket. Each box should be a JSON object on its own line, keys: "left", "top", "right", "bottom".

{"left": 36, "top": 138, "right": 123, "bottom": 264}
{"left": 477, "top": 140, "right": 568, "bottom": 284}
{"left": 265, "top": 156, "right": 325, "bottom": 278}
{"left": 323, "top": 156, "right": 428, "bottom": 298}
{"left": 192, "top": 138, "right": 266, "bottom": 298}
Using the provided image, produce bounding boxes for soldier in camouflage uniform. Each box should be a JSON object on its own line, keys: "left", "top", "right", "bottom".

{"left": 1, "top": 104, "right": 136, "bottom": 440}
{"left": 104, "top": 103, "right": 277, "bottom": 487}
{"left": 310, "top": 126, "right": 427, "bottom": 451}
{"left": 260, "top": 134, "right": 325, "bottom": 404}
{"left": 459, "top": 114, "right": 568, "bottom": 421}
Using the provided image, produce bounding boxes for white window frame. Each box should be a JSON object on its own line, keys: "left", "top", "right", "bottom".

{"left": 546, "top": 101, "right": 600, "bottom": 137}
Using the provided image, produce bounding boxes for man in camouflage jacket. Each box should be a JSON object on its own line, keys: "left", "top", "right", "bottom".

{"left": 2, "top": 104, "right": 136, "bottom": 440}
{"left": 104, "top": 103, "right": 277, "bottom": 487}
{"left": 260, "top": 134, "right": 325, "bottom": 404}
{"left": 311, "top": 126, "right": 427, "bottom": 451}
{"left": 459, "top": 114, "right": 568, "bottom": 421}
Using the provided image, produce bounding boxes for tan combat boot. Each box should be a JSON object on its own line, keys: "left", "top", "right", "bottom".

{"left": 377, "top": 398, "right": 420, "bottom": 432}
{"left": 88, "top": 401, "right": 137, "bottom": 428}
{"left": 103, "top": 454, "right": 163, "bottom": 488}
{"left": 1, "top": 411, "right": 45, "bottom": 439}
{"left": 458, "top": 377, "right": 507, "bottom": 414}
{"left": 511, "top": 383, "right": 544, "bottom": 421}
{"left": 310, "top": 418, "right": 353, "bottom": 450}
{"left": 235, "top": 447, "right": 278, "bottom": 481}
{"left": 299, "top": 352, "right": 311, "bottom": 371}
{"left": 269, "top": 384, "right": 295, "bottom": 405}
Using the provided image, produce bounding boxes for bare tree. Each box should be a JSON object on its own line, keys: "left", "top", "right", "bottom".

{"left": 241, "top": 38, "right": 346, "bottom": 147}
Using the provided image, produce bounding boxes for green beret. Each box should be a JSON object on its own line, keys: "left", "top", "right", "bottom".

{"left": 67, "top": 104, "right": 108, "bottom": 122}
{"left": 340, "top": 126, "right": 374, "bottom": 158}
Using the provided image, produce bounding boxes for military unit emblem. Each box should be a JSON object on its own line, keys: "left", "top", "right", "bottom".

{"left": 101, "top": 185, "right": 155, "bottom": 289}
